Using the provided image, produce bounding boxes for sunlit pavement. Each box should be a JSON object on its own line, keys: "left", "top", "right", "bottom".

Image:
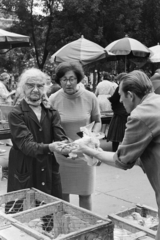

{"left": 0, "top": 139, "right": 157, "bottom": 218}
{"left": 71, "top": 139, "right": 157, "bottom": 216}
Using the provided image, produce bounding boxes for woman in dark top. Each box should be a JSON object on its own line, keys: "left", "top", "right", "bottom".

{"left": 107, "top": 73, "right": 128, "bottom": 151}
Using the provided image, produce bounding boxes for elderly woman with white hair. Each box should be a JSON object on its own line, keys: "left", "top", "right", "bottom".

{"left": 6, "top": 68, "right": 70, "bottom": 211}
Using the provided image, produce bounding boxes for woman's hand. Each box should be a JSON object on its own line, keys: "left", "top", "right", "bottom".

{"left": 49, "top": 140, "right": 72, "bottom": 155}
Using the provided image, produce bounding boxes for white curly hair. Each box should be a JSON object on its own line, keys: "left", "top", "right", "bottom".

{"left": 17, "top": 68, "right": 47, "bottom": 94}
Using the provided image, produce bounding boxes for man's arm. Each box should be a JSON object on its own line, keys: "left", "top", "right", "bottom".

{"left": 73, "top": 116, "right": 153, "bottom": 170}
{"left": 74, "top": 144, "right": 119, "bottom": 168}
{"left": 89, "top": 148, "right": 117, "bottom": 167}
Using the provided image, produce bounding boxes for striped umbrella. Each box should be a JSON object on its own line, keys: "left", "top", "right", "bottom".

{"left": 51, "top": 35, "right": 114, "bottom": 65}
{"left": 105, "top": 35, "right": 151, "bottom": 71}
{"left": 149, "top": 43, "right": 160, "bottom": 63}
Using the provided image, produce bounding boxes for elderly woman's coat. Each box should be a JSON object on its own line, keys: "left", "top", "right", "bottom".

{"left": 7, "top": 99, "right": 67, "bottom": 198}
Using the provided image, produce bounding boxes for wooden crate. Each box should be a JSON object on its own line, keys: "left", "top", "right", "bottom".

{"left": 0, "top": 188, "right": 61, "bottom": 215}
{"left": 12, "top": 201, "right": 114, "bottom": 240}
{"left": 108, "top": 204, "right": 158, "bottom": 239}
{"left": 0, "top": 212, "right": 49, "bottom": 240}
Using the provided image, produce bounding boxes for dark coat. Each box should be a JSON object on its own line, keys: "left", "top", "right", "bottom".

{"left": 109, "top": 87, "right": 128, "bottom": 118}
{"left": 7, "top": 99, "right": 67, "bottom": 198}
{"left": 107, "top": 87, "right": 128, "bottom": 143}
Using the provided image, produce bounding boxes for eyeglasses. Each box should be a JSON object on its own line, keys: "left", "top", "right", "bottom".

{"left": 25, "top": 83, "right": 45, "bottom": 90}
{"left": 60, "top": 77, "right": 77, "bottom": 84}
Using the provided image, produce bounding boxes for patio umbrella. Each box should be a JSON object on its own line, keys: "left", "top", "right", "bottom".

{"left": 148, "top": 43, "right": 160, "bottom": 63}
{"left": 105, "top": 35, "right": 151, "bottom": 71}
{"left": 0, "top": 28, "right": 30, "bottom": 51}
{"left": 50, "top": 35, "right": 114, "bottom": 65}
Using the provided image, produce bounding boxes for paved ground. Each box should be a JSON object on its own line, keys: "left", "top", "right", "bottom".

{"left": 0, "top": 139, "right": 157, "bottom": 219}
{"left": 70, "top": 162, "right": 157, "bottom": 217}
{"left": 70, "top": 140, "right": 157, "bottom": 217}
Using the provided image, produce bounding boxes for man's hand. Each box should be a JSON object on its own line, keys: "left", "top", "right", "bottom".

{"left": 71, "top": 142, "right": 89, "bottom": 155}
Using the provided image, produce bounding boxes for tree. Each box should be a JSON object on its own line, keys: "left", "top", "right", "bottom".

{"left": 0, "top": 0, "right": 64, "bottom": 70}
{"left": 139, "top": 0, "right": 160, "bottom": 47}
{"left": 0, "top": 0, "right": 154, "bottom": 74}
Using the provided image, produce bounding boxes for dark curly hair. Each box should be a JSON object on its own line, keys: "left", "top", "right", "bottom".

{"left": 55, "top": 61, "right": 84, "bottom": 85}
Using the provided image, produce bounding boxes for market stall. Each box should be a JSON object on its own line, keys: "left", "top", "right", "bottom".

{"left": 0, "top": 105, "right": 13, "bottom": 140}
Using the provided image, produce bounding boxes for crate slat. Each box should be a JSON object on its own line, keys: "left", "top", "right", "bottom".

{"left": 63, "top": 202, "right": 106, "bottom": 225}
{"left": 0, "top": 189, "right": 31, "bottom": 205}
{"left": 0, "top": 188, "right": 60, "bottom": 215}
{"left": 109, "top": 214, "right": 156, "bottom": 237}
{"left": 12, "top": 202, "right": 62, "bottom": 223}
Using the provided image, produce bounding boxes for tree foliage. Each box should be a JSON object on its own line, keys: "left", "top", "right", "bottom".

{"left": 0, "top": 0, "right": 159, "bottom": 74}
{"left": 139, "top": 0, "right": 160, "bottom": 46}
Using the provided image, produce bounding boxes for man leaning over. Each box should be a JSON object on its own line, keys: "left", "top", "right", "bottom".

{"left": 72, "top": 70, "right": 160, "bottom": 240}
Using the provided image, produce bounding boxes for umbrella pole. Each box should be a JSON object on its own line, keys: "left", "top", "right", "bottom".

{"left": 125, "top": 56, "right": 127, "bottom": 72}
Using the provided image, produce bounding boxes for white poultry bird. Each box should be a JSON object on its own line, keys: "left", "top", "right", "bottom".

{"left": 67, "top": 122, "right": 104, "bottom": 166}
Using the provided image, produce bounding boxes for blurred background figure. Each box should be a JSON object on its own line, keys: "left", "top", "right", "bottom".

{"left": 95, "top": 72, "right": 117, "bottom": 112}
{"left": 13, "top": 75, "right": 24, "bottom": 106}
{"left": 95, "top": 72, "right": 117, "bottom": 136}
{"left": 107, "top": 72, "right": 129, "bottom": 151}
{"left": 150, "top": 69, "right": 160, "bottom": 94}
{"left": 0, "top": 72, "right": 16, "bottom": 178}
{"left": 0, "top": 73, "right": 15, "bottom": 105}
{"left": 77, "top": 74, "right": 89, "bottom": 90}
{"left": 44, "top": 74, "right": 53, "bottom": 94}
{"left": 82, "top": 75, "right": 88, "bottom": 87}
{"left": 78, "top": 80, "right": 85, "bottom": 89}
{"left": 46, "top": 74, "right": 61, "bottom": 98}
{"left": 49, "top": 61, "right": 101, "bottom": 210}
